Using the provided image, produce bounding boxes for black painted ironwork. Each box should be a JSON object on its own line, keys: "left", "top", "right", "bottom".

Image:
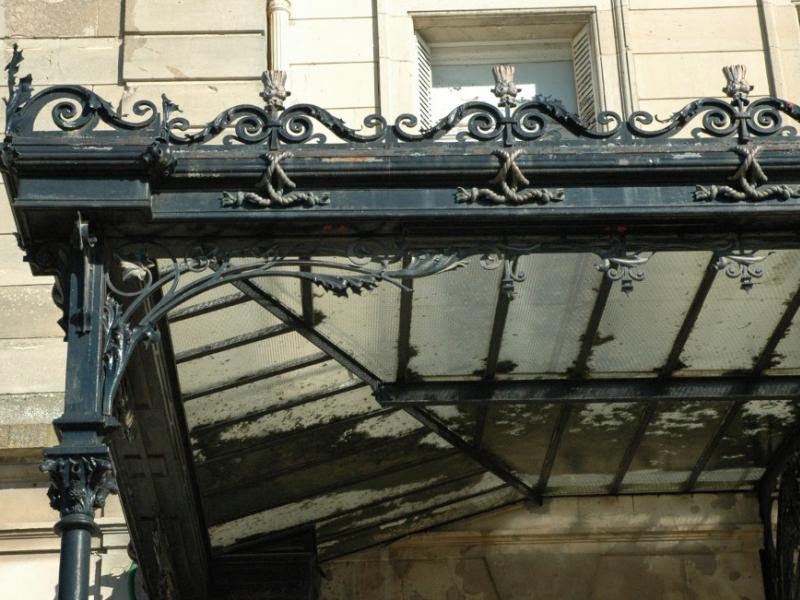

{"left": 761, "top": 444, "right": 800, "bottom": 600}
{"left": 5, "top": 41, "right": 800, "bottom": 600}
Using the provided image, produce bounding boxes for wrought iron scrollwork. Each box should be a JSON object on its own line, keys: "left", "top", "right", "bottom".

{"left": 761, "top": 448, "right": 800, "bottom": 600}
{"left": 220, "top": 151, "right": 330, "bottom": 209}
{"left": 695, "top": 145, "right": 800, "bottom": 203}
{"left": 455, "top": 149, "right": 564, "bottom": 205}
{"left": 4, "top": 44, "right": 157, "bottom": 137}
{"left": 6, "top": 46, "right": 800, "bottom": 149}
{"left": 627, "top": 64, "right": 800, "bottom": 141}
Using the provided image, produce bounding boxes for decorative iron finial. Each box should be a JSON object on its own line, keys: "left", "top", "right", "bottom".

{"left": 492, "top": 64, "right": 518, "bottom": 108}
{"left": 261, "top": 70, "right": 290, "bottom": 112}
{"left": 723, "top": 65, "right": 753, "bottom": 102}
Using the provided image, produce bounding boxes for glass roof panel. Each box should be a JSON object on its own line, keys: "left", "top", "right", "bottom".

{"left": 696, "top": 399, "right": 799, "bottom": 489}
{"left": 190, "top": 386, "right": 379, "bottom": 449}
{"left": 169, "top": 299, "right": 283, "bottom": 355}
{"left": 769, "top": 310, "right": 800, "bottom": 372}
{"left": 547, "top": 402, "right": 645, "bottom": 494}
{"left": 407, "top": 259, "right": 502, "bottom": 378}
{"left": 177, "top": 330, "right": 320, "bottom": 397}
{"left": 427, "top": 405, "right": 479, "bottom": 444}
{"left": 498, "top": 254, "right": 601, "bottom": 377}
{"left": 184, "top": 359, "right": 358, "bottom": 430}
{"left": 480, "top": 402, "right": 560, "bottom": 485}
{"left": 309, "top": 260, "right": 401, "bottom": 381}
{"left": 621, "top": 400, "right": 729, "bottom": 492}
{"left": 679, "top": 249, "right": 800, "bottom": 373}
{"left": 250, "top": 271, "right": 304, "bottom": 317}
{"left": 589, "top": 252, "right": 710, "bottom": 374}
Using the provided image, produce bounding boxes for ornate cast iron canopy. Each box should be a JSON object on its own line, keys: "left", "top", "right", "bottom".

{"left": 3, "top": 46, "right": 800, "bottom": 600}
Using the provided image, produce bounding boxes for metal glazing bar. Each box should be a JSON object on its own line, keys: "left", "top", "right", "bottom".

{"left": 659, "top": 255, "right": 719, "bottom": 377}
{"left": 536, "top": 404, "right": 572, "bottom": 495}
{"left": 473, "top": 404, "right": 489, "bottom": 449}
{"left": 483, "top": 274, "right": 513, "bottom": 379}
{"left": 232, "top": 279, "right": 383, "bottom": 389}
{"left": 315, "top": 470, "right": 496, "bottom": 544}
{"left": 167, "top": 292, "right": 249, "bottom": 323}
{"left": 378, "top": 376, "right": 800, "bottom": 405}
{"left": 192, "top": 381, "right": 367, "bottom": 437}
{"left": 198, "top": 407, "right": 396, "bottom": 470}
{"left": 395, "top": 258, "right": 414, "bottom": 383}
{"left": 569, "top": 276, "right": 613, "bottom": 378}
{"left": 685, "top": 288, "right": 800, "bottom": 492}
{"left": 753, "top": 281, "right": 800, "bottom": 373}
{"left": 319, "top": 485, "right": 520, "bottom": 562}
{"left": 608, "top": 400, "right": 658, "bottom": 494}
{"left": 681, "top": 399, "right": 742, "bottom": 493}
{"left": 299, "top": 263, "right": 315, "bottom": 326}
{"left": 204, "top": 444, "right": 462, "bottom": 523}
{"left": 174, "top": 323, "right": 291, "bottom": 363}
{"left": 403, "top": 406, "right": 541, "bottom": 503}
{"left": 181, "top": 353, "right": 329, "bottom": 401}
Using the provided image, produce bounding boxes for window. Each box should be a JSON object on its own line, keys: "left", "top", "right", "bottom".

{"left": 415, "top": 16, "right": 600, "bottom": 131}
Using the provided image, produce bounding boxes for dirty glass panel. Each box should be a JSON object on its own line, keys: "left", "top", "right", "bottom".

{"left": 589, "top": 252, "right": 710, "bottom": 374}
{"left": 184, "top": 359, "right": 358, "bottom": 430}
{"left": 407, "top": 260, "right": 501, "bottom": 377}
{"left": 621, "top": 400, "right": 729, "bottom": 492}
{"left": 190, "top": 385, "right": 379, "bottom": 453}
{"left": 769, "top": 311, "right": 800, "bottom": 372}
{"left": 680, "top": 249, "right": 800, "bottom": 373}
{"left": 309, "top": 259, "right": 401, "bottom": 381}
{"left": 169, "top": 300, "right": 283, "bottom": 355}
{"left": 696, "top": 399, "right": 799, "bottom": 490}
{"left": 498, "top": 254, "right": 601, "bottom": 378}
{"left": 427, "top": 405, "right": 479, "bottom": 445}
{"left": 480, "top": 402, "right": 560, "bottom": 485}
{"left": 177, "top": 330, "right": 320, "bottom": 397}
{"left": 547, "top": 402, "right": 645, "bottom": 494}
{"left": 249, "top": 270, "right": 303, "bottom": 317}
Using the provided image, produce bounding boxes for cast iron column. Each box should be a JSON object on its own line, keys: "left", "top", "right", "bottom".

{"left": 39, "top": 220, "right": 119, "bottom": 600}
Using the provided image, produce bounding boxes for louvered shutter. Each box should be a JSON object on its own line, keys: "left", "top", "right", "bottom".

{"left": 571, "top": 25, "right": 597, "bottom": 128}
{"left": 416, "top": 35, "right": 433, "bottom": 129}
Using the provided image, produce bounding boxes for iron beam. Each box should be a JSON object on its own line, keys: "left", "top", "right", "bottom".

{"left": 659, "top": 254, "right": 719, "bottom": 377}
{"left": 569, "top": 276, "right": 612, "bottom": 378}
{"left": 377, "top": 376, "right": 800, "bottom": 405}
{"left": 403, "top": 406, "right": 541, "bottom": 503}
{"left": 232, "top": 279, "right": 383, "bottom": 389}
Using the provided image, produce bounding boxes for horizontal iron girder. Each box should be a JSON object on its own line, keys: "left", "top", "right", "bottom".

{"left": 376, "top": 376, "right": 800, "bottom": 406}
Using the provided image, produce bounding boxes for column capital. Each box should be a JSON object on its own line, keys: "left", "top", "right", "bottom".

{"left": 268, "top": 0, "right": 292, "bottom": 14}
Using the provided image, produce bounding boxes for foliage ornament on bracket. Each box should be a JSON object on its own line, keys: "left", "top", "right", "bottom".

{"left": 40, "top": 455, "right": 118, "bottom": 531}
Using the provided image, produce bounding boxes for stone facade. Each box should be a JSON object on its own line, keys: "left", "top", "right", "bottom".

{"left": 1, "top": 0, "right": 799, "bottom": 597}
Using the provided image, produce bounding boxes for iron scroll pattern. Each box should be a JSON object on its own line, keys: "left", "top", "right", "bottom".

{"left": 5, "top": 45, "right": 800, "bottom": 151}
{"left": 98, "top": 241, "right": 546, "bottom": 415}
{"left": 761, "top": 449, "right": 800, "bottom": 600}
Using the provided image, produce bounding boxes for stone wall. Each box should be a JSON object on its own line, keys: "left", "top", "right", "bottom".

{"left": 1, "top": 0, "right": 798, "bottom": 597}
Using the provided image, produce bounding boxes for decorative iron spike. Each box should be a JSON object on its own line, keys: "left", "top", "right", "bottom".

{"left": 492, "top": 64, "right": 518, "bottom": 108}
{"left": 261, "top": 69, "right": 290, "bottom": 112}
{"left": 723, "top": 64, "right": 753, "bottom": 102}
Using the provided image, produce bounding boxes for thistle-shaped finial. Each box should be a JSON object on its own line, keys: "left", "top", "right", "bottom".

{"left": 492, "top": 65, "right": 518, "bottom": 108}
{"left": 261, "top": 70, "right": 290, "bottom": 112}
{"left": 723, "top": 65, "right": 753, "bottom": 102}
